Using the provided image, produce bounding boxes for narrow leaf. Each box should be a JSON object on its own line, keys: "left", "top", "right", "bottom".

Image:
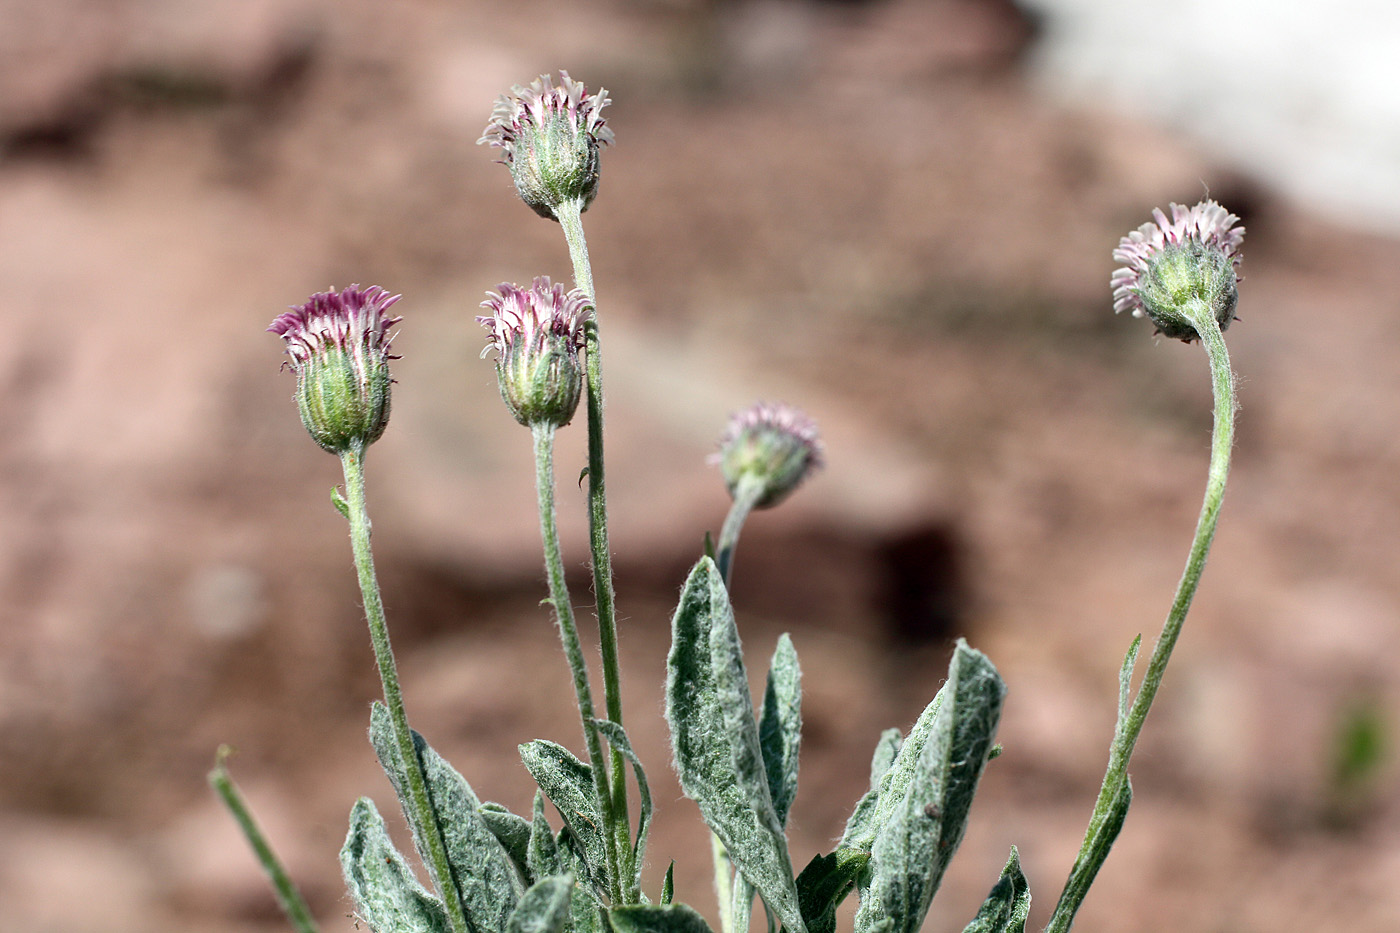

{"left": 528, "top": 791, "right": 563, "bottom": 882}
{"left": 593, "top": 718, "right": 654, "bottom": 895}
{"left": 340, "top": 797, "right": 448, "bottom": 933}
{"left": 370, "top": 702, "right": 524, "bottom": 932}
{"left": 520, "top": 739, "right": 608, "bottom": 892}
{"left": 507, "top": 876, "right": 574, "bottom": 933}
{"left": 665, "top": 557, "right": 806, "bottom": 933}
{"left": 661, "top": 861, "right": 675, "bottom": 905}
{"left": 854, "top": 641, "right": 1006, "bottom": 933}
{"left": 795, "top": 849, "right": 870, "bottom": 933}
{"left": 1115, "top": 636, "right": 1142, "bottom": 740}
{"left": 759, "top": 634, "right": 802, "bottom": 827}
{"left": 611, "top": 903, "right": 717, "bottom": 933}
{"left": 331, "top": 487, "right": 350, "bottom": 519}
{"left": 961, "top": 848, "right": 1030, "bottom": 933}
{"left": 840, "top": 729, "right": 903, "bottom": 852}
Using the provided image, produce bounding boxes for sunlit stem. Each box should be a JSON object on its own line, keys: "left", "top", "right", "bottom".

{"left": 555, "top": 197, "right": 634, "bottom": 902}
{"left": 1047, "top": 305, "right": 1235, "bottom": 932}
{"left": 340, "top": 445, "right": 470, "bottom": 933}
{"left": 532, "top": 421, "right": 622, "bottom": 902}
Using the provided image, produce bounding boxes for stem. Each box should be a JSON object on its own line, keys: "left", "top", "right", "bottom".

{"left": 340, "top": 446, "right": 470, "bottom": 933}
{"left": 533, "top": 422, "right": 623, "bottom": 903}
{"left": 716, "top": 476, "right": 765, "bottom": 586}
{"left": 1046, "top": 307, "right": 1236, "bottom": 933}
{"left": 556, "top": 198, "right": 634, "bottom": 901}
{"left": 708, "top": 475, "right": 765, "bottom": 933}
{"left": 209, "top": 750, "right": 320, "bottom": 933}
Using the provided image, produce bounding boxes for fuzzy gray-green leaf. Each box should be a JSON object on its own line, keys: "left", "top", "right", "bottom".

{"left": 528, "top": 791, "right": 563, "bottom": 882}
{"left": 854, "top": 641, "right": 1005, "bottom": 933}
{"left": 840, "top": 729, "right": 903, "bottom": 852}
{"left": 759, "top": 634, "right": 802, "bottom": 828}
{"left": 593, "top": 718, "right": 653, "bottom": 897}
{"left": 666, "top": 557, "right": 805, "bottom": 933}
{"left": 481, "top": 802, "right": 532, "bottom": 878}
{"left": 961, "top": 848, "right": 1030, "bottom": 933}
{"left": 611, "top": 903, "right": 716, "bottom": 933}
{"left": 520, "top": 739, "right": 608, "bottom": 892}
{"left": 507, "top": 876, "right": 574, "bottom": 933}
{"left": 370, "top": 702, "right": 524, "bottom": 932}
{"left": 340, "top": 797, "right": 447, "bottom": 933}
{"left": 796, "top": 849, "right": 870, "bottom": 933}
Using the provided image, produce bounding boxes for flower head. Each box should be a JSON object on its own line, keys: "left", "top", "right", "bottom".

{"left": 478, "top": 71, "right": 613, "bottom": 219}
{"left": 1111, "top": 199, "right": 1244, "bottom": 342}
{"left": 478, "top": 277, "right": 592, "bottom": 428}
{"left": 714, "top": 402, "right": 823, "bottom": 509}
{"left": 268, "top": 285, "right": 400, "bottom": 454}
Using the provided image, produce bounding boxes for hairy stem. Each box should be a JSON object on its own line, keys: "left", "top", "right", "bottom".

{"left": 340, "top": 446, "right": 469, "bottom": 933}
{"left": 1046, "top": 307, "right": 1236, "bottom": 932}
{"left": 210, "top": 750, "right": 320, "bottom": 933}
{"left": 533, "top": 421, "right": 622, "bottom": 902}
{"left": 556, "top": 197, "right": 634, "bottom": 902}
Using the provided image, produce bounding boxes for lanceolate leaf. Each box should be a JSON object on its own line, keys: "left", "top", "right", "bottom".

{"left": 853, "top": 641, "right": 1006, "bottom": 933}
{"left": 666, "top": 557, "right": 806, "bottom": 933}
{"left": 527, "top": 791, "right": 563, "bottom": 882}
{"left": 520, "top": 739, "right": 608, "bottom": 893}
{"left": 369, "top": 702, "right": 525, "bottom": 933}
{"left": 961, "top": 848, "right": 1031, "bottom": 933}
{"left": 480, "top": 802, "right": 532, "bottom": 877}
{"left": 796, "top": 849, "right": 871, "bottom": 933}
{"left": 840, "top": 729, "right": 903, "bottom": 853}
{"left": 759, "top": 634, "right": 802, "bottom": 828}
{"left": 340, "top": 797, "right": 448, "bottom": 933}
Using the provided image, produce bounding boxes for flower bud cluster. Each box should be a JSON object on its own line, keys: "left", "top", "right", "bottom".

{"left": 478, "top": 277, "right": 592, "bottom": 428}
{"left": 1111, "top": 199, "right": 1244, "bottom": 342}
{"left": 714, "top": 402, "right": 823, "bottom": 508}
{"left": 268, "top": 286, "right": 401, "bottom": 454}
{"left": 478, "top": 71, "right": 613, "bottom": 220}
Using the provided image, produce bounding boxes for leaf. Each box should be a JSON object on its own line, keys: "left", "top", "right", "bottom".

{"left": 759, "top": 634, "right": 802, "bottom": 828}
{"left": 961, "top": 848, "right": 1030, "bottom": 933}
{"left": 340, "top": 797, "right": 447, "bottom": 933}
{"left": 370, "top": 702, "right": 525, "bottom": 933}
{"left": 840, "top": 729, "right": 903, "bottom": 852}
{"left": 661, "top": 861, "right": 675, "bottom": 905}
{"left": 611, "top": 903, "right": 716, "bottom": 933}
{"left": 1115, "top": 635, "right": 1142, "bottom": 741}
{"left": 520, "top": 739, "right": 608, "bottom": 893}
{"left": 507, "top": 876, "right": 574, "bottom": 933}
{"left": 795, "top": 849, "right": 870, "bottom": 933}
{"left": 593, "top": 718, "right": 653, "bottom": 897}
{"left": 331, "top": 486, "right": 350, "bottom": 519}
{"left": 854, "top": 641, "right": 1006, "bottom": 933}
{"left": 480, "top": 802, "right": 532, "bottom": 878}
{"left": 528, "top": 791, "right": 563, "bottom": 882}
{"left": 665, "top": 557, "right": 806, "bottom": 933}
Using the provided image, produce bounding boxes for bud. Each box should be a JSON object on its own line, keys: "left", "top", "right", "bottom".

{"left": 1111, "top": 199, "right": 1244, "bottom": 342}
{"left": 478, "top": 277, "right": 592, "bottom": 428}
{"left": 268, "top": 286, "right": 401, "bottom": 454}
{"left": 478, "top": 71, "right": 614, "bottom": 220}
{"left": 714, "top": 402, "right": 823, "bottom": 509}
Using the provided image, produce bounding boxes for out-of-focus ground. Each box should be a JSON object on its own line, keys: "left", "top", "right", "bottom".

{"left": 2, "top": 1, "right": 1398, "bottom": 931}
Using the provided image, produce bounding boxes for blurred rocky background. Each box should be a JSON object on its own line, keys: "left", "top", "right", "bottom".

{"left": 2, "top": 0, "right": 1398, "bottom": 931}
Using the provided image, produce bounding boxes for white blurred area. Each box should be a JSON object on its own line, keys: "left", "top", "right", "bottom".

{"left": 1025, "top": 0, "right": 1400, "bottom": 234}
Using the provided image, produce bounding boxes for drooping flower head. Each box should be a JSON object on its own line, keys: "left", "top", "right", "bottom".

{"left": 478, "top": 71, "right": 614, "bottom": 220}
{"left": 478, "top": 277, "right": 592, "bottom": 428}
{"left": 714, "top": 402, "right": 824, "bottom": 509}
{"left": 1111, "top": 199, "right": 1245, "bottom": 342}
{"left": 268, "top": 285, "right": 401, "bottom": 454}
